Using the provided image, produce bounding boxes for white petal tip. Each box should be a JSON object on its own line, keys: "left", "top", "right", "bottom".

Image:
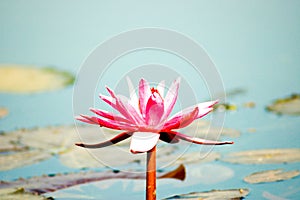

{"left": 130, "top": 132, "right": 160, "bottom": 154}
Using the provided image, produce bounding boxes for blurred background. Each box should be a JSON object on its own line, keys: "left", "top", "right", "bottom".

{"left": 0, "top": 1, "right": 300, "bottom": 199}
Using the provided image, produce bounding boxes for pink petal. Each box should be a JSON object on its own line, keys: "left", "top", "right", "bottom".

{"left": 195, "top": 100, "right": 218, "bottom": 119}
{"left": 161, "top": 78, "right": 181, "bottom": 121}
{"left": 130, "top": 132, "right": 160, "bottom": 154}
{"left": 117, "top": 95, "right": 145, "bottom": 125}
{"left": 157, "top": 80, "right": 165, "bottom": 98}
{"left": 100, "top": 87, "right": 140, "bottom": 124}
{"left": 196, "top": 107, "right": 213, "bottom": 119}
{"left": 99, "top": 94, "right": 117, "bottom": 108}
{"left": 198, "top": 100, "right": 219, "bottom": 108}
{"left": 126, "top": 76, "right": 139, "bottom": 106}
{"left": 138, "top": 78, "right": 151, "bottom": 118}
{"left": 76, "top": 115, "right": 98, "bottom": 125}
{"left": 145, "top": 92, "right": 165, "bottom": 127}
{"left": 106, "top": 86, "right": 116, "bottom": 98}
{"left": 101, "top": 93, "right": 144, "bottom": 125}
{"left": 75, "top": 131, "right": 133, "bottom": 148}
{"left": 79, "top": 115, "right": 138, "bottom": 131}
{"left": 162, "top": 107, "right": 199, "bottom": 130}
{"left": 167, "top": 131, "right": 234, "bottom": 145}
{"left": 164, "top": 100, "right": 217, "bottom": 125}
{"left": 89, "top": 108, "right": 131, "bottom": 123}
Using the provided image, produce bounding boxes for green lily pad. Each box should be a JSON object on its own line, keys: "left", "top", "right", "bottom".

{"left": 163, "top": 188, "right": 249, "bottom": 199}
{"left": 0, "top": 64, "right": 74, "bottom": 93}
{"left": 266, "top": 94, "right": 300, "bottom": 115}
{"left": 221, "top": 148, "right": 300, "bottom": 164}
{"left": 0, "top": 107, "right": 8, "bottom": 119}
{"left": 244, "top": 169, "right": 300, "bottom": 184}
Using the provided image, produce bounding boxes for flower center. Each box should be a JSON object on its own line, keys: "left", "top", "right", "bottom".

{"left": 145, "top": 87, "right": 165, "bottom": 127}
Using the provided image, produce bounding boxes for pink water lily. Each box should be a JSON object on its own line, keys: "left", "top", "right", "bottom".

{"left": 76, "top": 78, "right": 233, "bottom": 153}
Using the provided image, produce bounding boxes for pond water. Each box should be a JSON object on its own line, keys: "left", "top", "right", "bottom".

{"left": 0, "top": 1, "right": 300, "bottom": 199}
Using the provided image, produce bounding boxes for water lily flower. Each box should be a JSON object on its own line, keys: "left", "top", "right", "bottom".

{"left": 76, "top": 78, "right": 233, "bottom": 153}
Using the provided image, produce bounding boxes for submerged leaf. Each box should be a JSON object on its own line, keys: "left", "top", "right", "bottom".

{"left": 163, "top": 188, "right": 249, "bottom": 200}
{"left": 244, "top": 169, "right": 300, "bottom": 184}
{"left": 0, "top": 64, "right": 74, "bottom": 93}
{"left": 266, "top": 94, "right": 300, "bottom": 115}
{"left": 0, "top": 165, "right": 185, "bottom": 194}
{"left": 221, "top": 149, "right": 300, "bottom": 164}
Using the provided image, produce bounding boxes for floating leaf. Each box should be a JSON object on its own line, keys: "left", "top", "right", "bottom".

{"left": 0, "top": 165, "right": 185, "bottom": 194}
{"left": 0, "top": 150, "right": 51, "bottom": 171}
{"left": 0, "top": 188, "right": 51, "bottom": 200}
{"left": 0, "top": 133, "right": 26, "bottom": 153}
{"left": 0, "top": 125, "right": 105, "bottom": 154}
{"left": 266, "top": 94, "right": 300, "bottom": 115}
{"left": 0, "top": 126, "right": 114, "bottom": 170}
{"left": 243, "top": 101, "right": 256, "bottom": 108}
{"left": 221, "top": 149, "right": 300, "bottom": 164}
{"left": 0, "top": 107, "right": 8, "bottom": 119}
{"left": 0, "top": 64, "right": 74, "bottom": 93}
{"left": 163, "top": 188, "right": 249, "bottom": 199}
{"left": 244, "top": 169, "right": 300, "bottom": 184}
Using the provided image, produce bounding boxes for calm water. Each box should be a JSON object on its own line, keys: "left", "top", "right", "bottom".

{"left": 1, "top": 1, "right": 300, "bottom": 199}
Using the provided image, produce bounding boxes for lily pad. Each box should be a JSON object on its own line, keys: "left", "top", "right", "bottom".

{"left": 0, "top": 150, "right": 51, "bottom": 171}
{"left": 0, "top": 107, "right": 8, "bottom": 119}
{"left": 244, "top": 169, "right": 300, "bottom": 184}
{"left": 0, "top": 125, "right": 104, "bottom": 154}
{"left": 243, "top": 101, "right": 256, "bottom": 108}
{"left": 266, "top": 94, "right": 300, "bottom": 115}
{"left": 0, "top": 64, "right": 74, "bottom": 93}
{"left": 0, "top": 125, "right": 121, "bottom": 170}
{"left": 163, "top": 188, "right": 249, "bottom": 199}
{"left": 0, "top": 188, "right": 51, "bottom": 200}
{"left": 221, "top": 148, "right": 300, "bottom": 164}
